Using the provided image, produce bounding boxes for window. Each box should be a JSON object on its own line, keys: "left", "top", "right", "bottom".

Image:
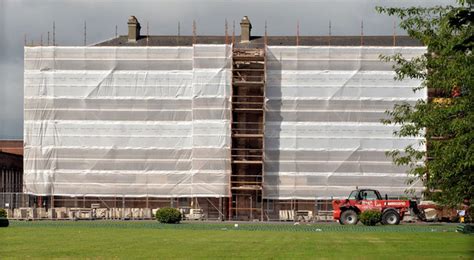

{"left": 348, "top": 191, "right": 358, "bottom": 200}
{"left": 361, "top": 190, "right": 379, "bottom": 200}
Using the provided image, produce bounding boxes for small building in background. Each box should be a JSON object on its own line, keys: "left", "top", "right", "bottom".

{"left": 0, "top": 140, "right": 24, "bottom": 208}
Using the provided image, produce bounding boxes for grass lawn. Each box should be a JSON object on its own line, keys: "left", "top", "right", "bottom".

{"left": 1, "top": 221, "right": 472, "bottom": 259}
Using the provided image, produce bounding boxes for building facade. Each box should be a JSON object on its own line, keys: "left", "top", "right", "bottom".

{"left": 23, "top": 17, "right": 426, "bottom": 220}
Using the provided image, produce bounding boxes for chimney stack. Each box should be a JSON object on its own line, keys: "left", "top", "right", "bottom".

{"left": 128, "top": 16, "right": 141, "bottom": 42}
{"left": 240, "top": 16, "right": 252, "bottom": 43}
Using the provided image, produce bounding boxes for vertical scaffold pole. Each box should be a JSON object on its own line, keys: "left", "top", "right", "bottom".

{"left": 192, "top": 20, "right": 197, "bottom": 45}
{"left": 393, "top": 20, "right": 397, "bottom": 46}
{"left": 232, "top": 20, "right": 235, "bottom": 45}
{"left": 177, "top": 21, "right": 181, "bottom": 45}
{"left": 264, "top": 20, "right": 268, "bottom": 46}
{"left": 225, "top": 19, "right": 229, "bottom": 45}
{"left": 53, "top": 21, "right": 56, "bottom": 46}
{"left": 328, "top": 20, "right": 332, "bottom": 46}
{"left": 84, "top": 21, "right": 87, "bottom": 46}
{"left": 146, "top": 21, "right": 149, "bottom": 46}
{"left": 296, "top": 20, "right": 300, "bottom": 46}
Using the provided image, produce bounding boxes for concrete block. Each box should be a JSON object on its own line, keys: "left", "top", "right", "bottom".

{"left": 36, "top": 208, "right": 47, "bottom": 218}
{"left": 47, "top": 209, "right": 57, "bottom": 219}
{"left": 131, "top": 208, "right": 140, "bottom": 219}
{"left": 123, "top": 208, "right": 131, "bottom": 219}
{"left": 6, "top": 209, "right": 13, "bottom": 219}
{"left": 96, "top": 208, "right": 107, "bottom": 219}
{"left": 143, "top": 208, "right": 152, "bottom": 219}
{"left": 55, "top": 207, "right": 67, "bottom": 219}
{"left": 28, "top": 208, "right": 37, "bottom": 219}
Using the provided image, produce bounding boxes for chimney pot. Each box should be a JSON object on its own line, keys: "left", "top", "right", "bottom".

{"left": 240, "top": 16, "right": 252, "bottom": 43}
{"left": 128, "top": 16, "right": 141, "bottom": 42}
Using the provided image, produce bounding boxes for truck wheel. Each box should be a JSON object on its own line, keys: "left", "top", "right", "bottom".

{"left": 382, "top": 210, "right": 400, "bottom": 225}
{"left": 340, "top": 210, "right": 359, "bottom": 225}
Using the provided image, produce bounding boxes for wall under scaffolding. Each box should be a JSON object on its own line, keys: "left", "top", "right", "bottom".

{"left": 1, "top": 193, "right": 334, "bottom": 221}
{"left": 4, "top": 193, "right": 421, "bottom": 221}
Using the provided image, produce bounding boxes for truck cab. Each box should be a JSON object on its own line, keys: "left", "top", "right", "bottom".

{"left": 348, "top": 189, "right": 382, "bottom": 201}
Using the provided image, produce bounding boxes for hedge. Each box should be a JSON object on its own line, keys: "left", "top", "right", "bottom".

{"left": 155, "top": 208, "right": 182, "bottom": 224}
{"left": 0, "top": 208, "right": 9, "bottom": 228}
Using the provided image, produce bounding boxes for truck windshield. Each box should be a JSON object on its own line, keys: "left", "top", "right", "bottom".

{"left": 348, "top": 191, "right": 358, "bottom": 200}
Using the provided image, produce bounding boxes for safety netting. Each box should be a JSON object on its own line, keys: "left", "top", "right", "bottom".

{"left": 24, "top": 45, "right": 427, "bottom": 200}
{"left": 24, "top": 45, "right": 232, "bottom": 197}
{"left": 264, "top": 46, "right": 427, "bottom": 199}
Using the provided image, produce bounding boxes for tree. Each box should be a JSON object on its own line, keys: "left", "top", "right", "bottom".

{"left": 376, "top": 1, "right": 473, "bottom": 207}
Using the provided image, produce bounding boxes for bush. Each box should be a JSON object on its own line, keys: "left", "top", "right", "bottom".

{"left": 0, "top": 208, "right": 8, "bottom": 228}
{"left": 0, "top": 208, "right": 6, "bottom": 218}
{"left": 359, "top": 210, "right": 382, "bottom": 226}
{"left": 0, "top": 218, "right": 9, "bottom": 227}
{"left": 155, "top": 208, "right": 181, "bottom": 224}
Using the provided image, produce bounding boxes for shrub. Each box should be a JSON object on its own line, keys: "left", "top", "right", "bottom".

{"left": 155, "top": 208, "right": 181, "bottom": 224}
{"left": 0, "top": 208, "right": 7, "bottom": 218}
{"left": 0, "top": 218, "right": 9, "bottom": 227}
{"left": 0, "top": 208, "right": 8, "bottom": 228}
{"left": 359, "top": 210, "right": 382, "bottom": 226}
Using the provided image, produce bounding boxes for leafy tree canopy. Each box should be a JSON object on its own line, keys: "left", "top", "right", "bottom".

{"left": 376, "top": 1, "right": 473, "bottom": 207}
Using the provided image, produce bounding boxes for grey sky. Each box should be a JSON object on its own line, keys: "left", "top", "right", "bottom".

{"left": 0, "top": 0, "right": 455, "bottom": 139}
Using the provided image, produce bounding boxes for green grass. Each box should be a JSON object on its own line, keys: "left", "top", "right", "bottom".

{"left": 1, "top": 221, "right": 472, "bottom": 259}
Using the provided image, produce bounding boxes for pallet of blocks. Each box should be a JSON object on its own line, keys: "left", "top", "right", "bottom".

{"left": 279, "top": 210, "right": 295, "bottom": 221}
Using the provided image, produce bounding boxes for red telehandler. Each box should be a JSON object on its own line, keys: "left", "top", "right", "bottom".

{"left": 332, "top": 189, "right": 427, "bottom": 225}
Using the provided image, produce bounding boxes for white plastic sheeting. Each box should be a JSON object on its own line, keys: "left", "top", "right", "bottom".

{"left": 24, "top": 45, "right": 232, "bottom": 197}
{"left": 264, "top": 46, "right": 427, "bottom": 199}
{"left": 24, "top": 45, "right": 427, "bottom": 200}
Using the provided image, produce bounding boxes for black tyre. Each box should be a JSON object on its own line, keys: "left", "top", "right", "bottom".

{"left": 381, "top": 210, "right": 400, "bottom": 225}
{"left": 340, "top": 210, "right": 359, "bottom": 225}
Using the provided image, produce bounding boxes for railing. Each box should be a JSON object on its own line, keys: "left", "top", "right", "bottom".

{"left": 0, "top": 192, "right": 34, "bottom": 209}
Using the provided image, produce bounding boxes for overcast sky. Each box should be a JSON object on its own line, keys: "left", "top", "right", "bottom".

{"left": 0, "top": 0, "right": 455, "bottom": 139}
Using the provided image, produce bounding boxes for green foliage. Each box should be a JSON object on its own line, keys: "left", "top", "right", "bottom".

{"left": 0, "top": 208, "right": 7, "bottom": 218}
{"left": 155, "top": 208, "right": 181, "bottom": 224}
{"left": 377, "top": 1, "right": 474, "bottom": 207}
{"left": 0, "top": 208, "right": 10, "bottom": 227}
{"left": 0, "top": 218, "right": 9, "bottom": 227}
{"left": 359, "top": 210, "right": 382, "bottom": 226}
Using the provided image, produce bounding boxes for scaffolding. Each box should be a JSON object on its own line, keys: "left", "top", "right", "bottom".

{"left": 230, "top": 47, "right": 266, "bottom": 220}
{"left": 20, "top": 16, "right": 428, "bottom": 221}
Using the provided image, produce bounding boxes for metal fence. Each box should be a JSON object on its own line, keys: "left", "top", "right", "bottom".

{"left": 0, "top": 192, "right": 33, "bottom": 209}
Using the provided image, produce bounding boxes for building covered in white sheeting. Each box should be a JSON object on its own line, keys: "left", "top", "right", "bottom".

{"left": 23, "top": 16, "right": 426, "bottom": 220}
